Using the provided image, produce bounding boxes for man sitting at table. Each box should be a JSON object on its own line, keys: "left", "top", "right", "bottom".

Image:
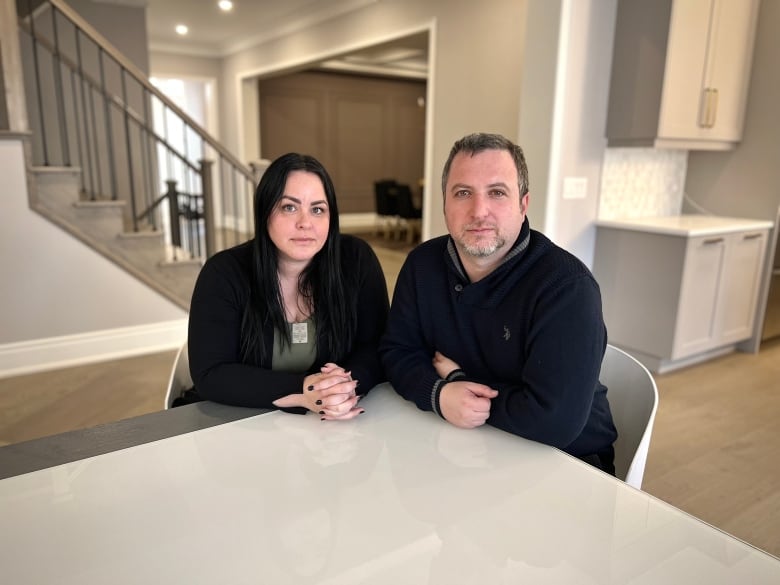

{"left": 379, "top": 132, "right": 618, "bottom": 473}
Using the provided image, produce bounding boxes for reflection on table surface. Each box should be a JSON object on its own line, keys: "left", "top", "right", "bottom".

{"left": 1, "top": 383, "right": 779, "bottom": 584}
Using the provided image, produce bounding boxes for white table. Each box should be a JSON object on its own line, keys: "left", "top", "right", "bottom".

{"left": 1, "top": 384, "right": 778, "bottom": 583}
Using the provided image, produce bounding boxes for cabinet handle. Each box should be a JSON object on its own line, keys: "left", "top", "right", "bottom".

{"left": 743, "top": 233, "right": 763, "bottom": 240}
{"left": 699, "top": 88, "right": 711, "bottom": 128}
{"left": 702, "top": 237, "right": 724, "bottom": 245}
{"left": 708, "top": 88, "right": 719, "bottom": 128}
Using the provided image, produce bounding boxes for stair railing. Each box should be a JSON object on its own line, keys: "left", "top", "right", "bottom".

{"left": 15, "top": 0, "right": 255, "bottom": 262}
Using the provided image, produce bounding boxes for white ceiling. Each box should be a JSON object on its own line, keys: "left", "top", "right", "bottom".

{"left": 137, "top": 0, "right": 428, "bottom": 77}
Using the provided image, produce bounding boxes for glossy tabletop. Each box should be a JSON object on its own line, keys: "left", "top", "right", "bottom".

{"left": 1, "top": 384, "right": 778, "bottom": 584}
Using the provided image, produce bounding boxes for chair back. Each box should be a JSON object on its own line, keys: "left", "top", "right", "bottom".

{"left": 374, "top": 180, "right": 399, "bottom": 216}
{"left": 599, "top": 344, "right": 659, "bottom": 489}
{"left": 396, "top": 184, "right": 422, "bottom": 219}
{"left": 164, "top": 342, "right": 192, "bottom": 410}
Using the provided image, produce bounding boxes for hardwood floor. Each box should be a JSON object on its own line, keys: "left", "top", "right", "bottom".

{"left": 642, "top": 337, "right": 780, "bottom": 558}
{"left": 1, "top": 236, "right": 779, "bottom": 558}
{"left": 0, "top": 350, "right": 177, "bottom": 446}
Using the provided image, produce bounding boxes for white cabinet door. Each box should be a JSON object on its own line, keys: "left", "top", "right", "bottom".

{"left": 717, "top": 231, "right": 768, "bottom": 343}
{"left": 657, "top": 0, "right": 713, "bottom": 142}
{"left": 658, "top": 0, "right": 760, "bottom": 146}
{"left": 700, "top": 0, "right": 761, "bottom": 142}
{"left": 673, "top": 235, "right": 726, "bottom": 359}
{"left": 673, "top": 229, "right": 768, "bottom": 359}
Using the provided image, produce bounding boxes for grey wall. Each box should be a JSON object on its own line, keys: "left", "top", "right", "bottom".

{"left": 150, "top": 0, "right": 621, "bottom": 265}
{"left": 214, "top": 0, "right": 527, "bottom": 241}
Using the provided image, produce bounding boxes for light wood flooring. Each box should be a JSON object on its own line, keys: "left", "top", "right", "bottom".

{"left": 1, "top": 235, "right": 779, "bottom": 559}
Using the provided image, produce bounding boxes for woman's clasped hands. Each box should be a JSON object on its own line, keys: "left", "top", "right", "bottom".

{"left": 274, "top": 362, "right": 363, "bottom": 420}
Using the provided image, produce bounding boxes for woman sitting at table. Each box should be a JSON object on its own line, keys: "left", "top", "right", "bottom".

{"left": 187, "top": 152, "right": 389, "bottom": 420}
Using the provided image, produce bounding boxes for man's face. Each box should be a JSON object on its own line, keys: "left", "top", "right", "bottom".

{"left": 444, "top": 149, "right": 528, "bottom": 260}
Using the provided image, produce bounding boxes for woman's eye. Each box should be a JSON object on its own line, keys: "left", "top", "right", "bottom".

{"left": 281, "top": 203, "right": 296, "bottom": 212}
{"left": 312, "top": 206, "right": 327, "bottom": 215}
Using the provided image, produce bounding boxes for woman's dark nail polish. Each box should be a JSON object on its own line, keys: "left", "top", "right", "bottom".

{"left": 307, "top": 385, "right": 314, "bottom": 391}
{"left": 319, "top": 410, "right": 325, "bottom": 415}
{"left": 316, "top": 399, "right": 322, "bottom": 405}
{"left": 320, "top": 417, "right": 326, "bottom": 421}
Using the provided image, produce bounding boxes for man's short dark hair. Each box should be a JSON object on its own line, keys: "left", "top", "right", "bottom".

{"left": 441, "top": 133, "right": 529, "bottom": 197}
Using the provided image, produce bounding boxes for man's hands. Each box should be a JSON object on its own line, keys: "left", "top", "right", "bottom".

{"left": 439, "top": 381, "right": 498, "bottom": 428}
{"left": 272, "top": 362, "right": 363, "bottom": 420}
{"left": 433, "top": 351, "right": 498, "bottom": 428}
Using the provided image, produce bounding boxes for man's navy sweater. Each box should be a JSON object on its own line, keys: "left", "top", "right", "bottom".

{"left": 379, "top": 219, "right": 617, "bottom": 458}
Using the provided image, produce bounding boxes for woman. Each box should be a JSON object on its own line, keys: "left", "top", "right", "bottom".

{"left": 188, "top": 153, "right": 389, "bottom": 420}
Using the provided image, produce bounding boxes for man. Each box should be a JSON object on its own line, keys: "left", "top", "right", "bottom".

{"left": 379, "top": 133, "right": 617, "bottom": 472}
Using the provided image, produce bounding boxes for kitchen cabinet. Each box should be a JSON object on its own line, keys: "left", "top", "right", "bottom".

{"left": 593, "top": 216, "right": 772, "bottom": 373}
{"left": 606, "top": 0, "right": 760, "bottom": 150}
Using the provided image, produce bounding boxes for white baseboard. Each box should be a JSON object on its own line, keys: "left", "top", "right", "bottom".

{"left": 340, "top": 213, "right": 376, "bottom": 230}
{"left": 0, "top": 319, "right": 188, "bottom": 379}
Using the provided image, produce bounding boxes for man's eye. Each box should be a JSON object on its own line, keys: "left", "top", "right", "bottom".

{"left": 490, "top": 190, "right": 506, "bottom": 197}
{"left": 455, "top": 190, "right": 469, "bottom": 198}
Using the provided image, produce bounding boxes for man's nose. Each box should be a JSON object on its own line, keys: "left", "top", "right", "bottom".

{"left": 470, "top": 193, "right": 489, "bottom": 218}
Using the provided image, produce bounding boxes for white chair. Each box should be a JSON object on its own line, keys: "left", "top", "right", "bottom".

{"left": 599, "top": 344, "right": 659, "bottom": 489}
{"left": 164, "top": 342, "right": 192, "bottom": 410}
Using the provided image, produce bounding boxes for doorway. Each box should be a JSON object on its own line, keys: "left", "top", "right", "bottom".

{"left": 258, "top": 70, "right": 425, "bottom": 215}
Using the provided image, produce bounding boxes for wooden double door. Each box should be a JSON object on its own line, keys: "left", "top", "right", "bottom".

{"left": 258, "top": 71, "right": 426, "bottom": 214}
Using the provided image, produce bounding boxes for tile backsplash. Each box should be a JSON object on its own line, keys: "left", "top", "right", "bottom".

{"left": 598, "top": 148, "right": 688, "bottom": 219}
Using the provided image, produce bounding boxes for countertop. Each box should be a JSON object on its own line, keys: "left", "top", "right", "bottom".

{"left": 596, "top": 215, "right": 773, "bottom": 237}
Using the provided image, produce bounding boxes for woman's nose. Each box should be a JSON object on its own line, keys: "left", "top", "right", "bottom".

{"left": 296, "top": 212, "right": 311, "bottom": 228}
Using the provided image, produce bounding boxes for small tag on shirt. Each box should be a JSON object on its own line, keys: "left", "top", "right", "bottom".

{"left": 291, "top": 322, "right": 308, "bottom": 344}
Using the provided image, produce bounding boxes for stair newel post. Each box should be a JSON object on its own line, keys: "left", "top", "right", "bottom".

{"left": 200, "top": 158, "right": 216, "bottom": 259}
{"left": 165, "top": 179, "right": 181, "bottom": 259}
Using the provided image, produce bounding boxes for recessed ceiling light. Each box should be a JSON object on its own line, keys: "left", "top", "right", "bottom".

{"left": 175, "top": 24, "right": 188, "bottom": 36}
{"left": 218, "top": 1, "right": 233, "bottom": 11}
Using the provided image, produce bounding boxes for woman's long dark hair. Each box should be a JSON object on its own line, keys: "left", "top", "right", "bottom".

{"left": 240, "top": 153, "right": 357, "bottom": 364}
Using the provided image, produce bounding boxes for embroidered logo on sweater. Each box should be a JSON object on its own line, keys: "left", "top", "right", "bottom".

{"left": 503, "top": 326, "right": 511, "bottom": 341}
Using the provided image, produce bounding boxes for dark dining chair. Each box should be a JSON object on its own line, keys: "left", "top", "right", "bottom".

{"left": 396, "top": 183, "right": 422, "bottom": 243}
{"left": 374, "top": 179, "right": 400, "bottom": 238}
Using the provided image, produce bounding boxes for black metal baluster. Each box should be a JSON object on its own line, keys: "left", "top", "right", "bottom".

{"left": 74, "top": 30, "right": 94, "bottom": 198}
{"left": 120, "top": 68, "right": 138, "bottom": 230}
{"left": 230, "top": 159, "right": 238, "bottom": 246}
{"left": 140, "top": 89, "right": 155, "bottom": 231}
{"left": 98, "top": 49, "right": 117, "bottom": 200}
{"left": 50, "top": 5, "right": 69, "bottom": 166}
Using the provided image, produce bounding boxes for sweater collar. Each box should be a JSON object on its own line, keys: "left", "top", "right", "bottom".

{"left": 447, "top": 217, "right": 531, "bottom": 283}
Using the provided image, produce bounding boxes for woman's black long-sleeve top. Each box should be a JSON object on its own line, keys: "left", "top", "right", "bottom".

{"left": 188, "top": 234, "right": 389, "bottom": 409}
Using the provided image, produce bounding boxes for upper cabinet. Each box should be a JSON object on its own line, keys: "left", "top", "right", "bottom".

{"left": 606, "top": 0, "right": 760, "bottom": 150}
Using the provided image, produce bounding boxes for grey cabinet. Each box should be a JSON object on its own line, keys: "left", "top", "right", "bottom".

{"left": 606, "top": 0, "right": 760, "bottom": 150}
{"left": 593, "top": 216, "right": 771, "bottom": 372}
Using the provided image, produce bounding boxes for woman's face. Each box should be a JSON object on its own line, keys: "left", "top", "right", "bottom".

{"left": 267, "top": 170, "right": 330, "bottom": 267}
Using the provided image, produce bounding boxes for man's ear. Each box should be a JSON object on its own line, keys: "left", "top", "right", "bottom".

{"left": 520, "top": 192, "right": 530, "bottom": 213}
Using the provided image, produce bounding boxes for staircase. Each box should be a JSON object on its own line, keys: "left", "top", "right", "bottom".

{"left": 31, "top": 165, "right": 202, "bottom": 307}
{"left": 12, "top": 0, "right": 256, "bottom": 310}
